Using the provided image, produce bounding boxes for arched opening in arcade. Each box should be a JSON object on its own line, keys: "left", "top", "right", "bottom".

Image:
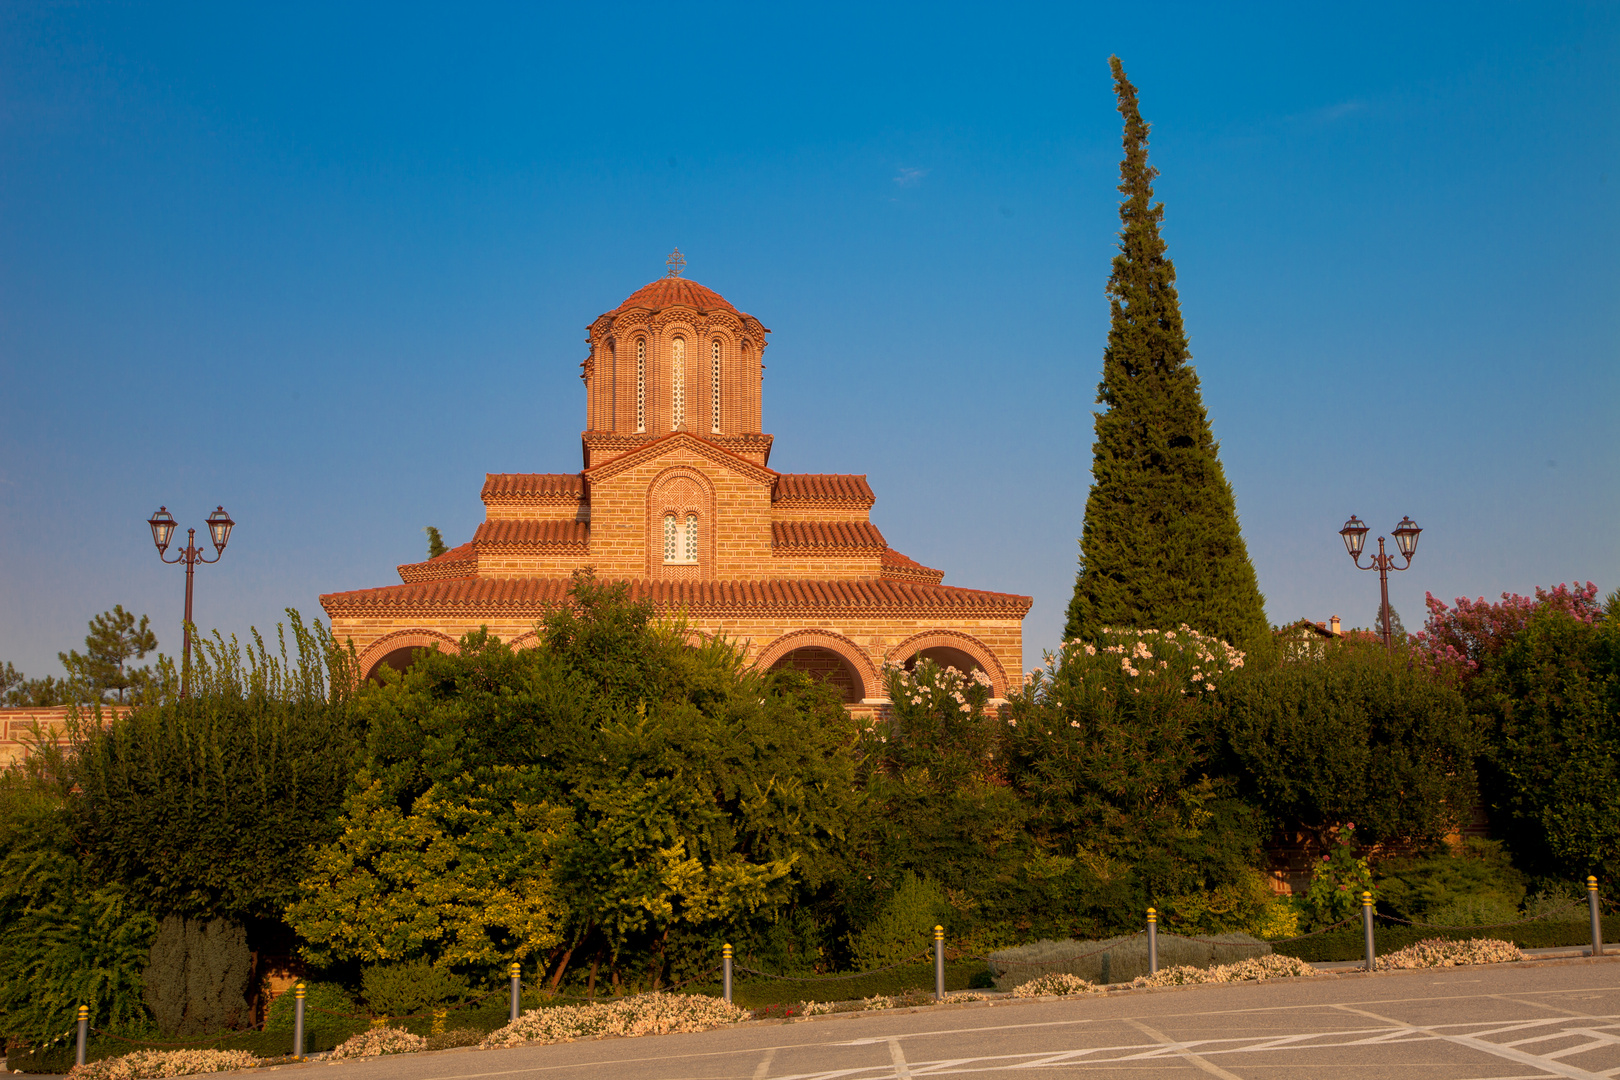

{"left": 366, "top": 646, "right": 426, "bottom": 684}
{"left": 902, "top": 645, "right": 988, "bottom": 680}
{"left": 767, "top": 646, "right": 864, "bottom": 704}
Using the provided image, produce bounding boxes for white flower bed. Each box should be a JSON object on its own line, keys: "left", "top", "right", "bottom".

{"left": 1376, "top": 937, "right": 1524, "bottom": 969}
{"left": 67, "top": 1049, "right": 260, "bottom": 1080}
{"left": 480, "top": 992, "right": 747, "bottom": 1049}
{"left": 1011, "top": 972, "right": 1105, "bottom": 997}
{"left": 1132, "top": 954, "right": 1315, "bottom": 988}
{"left": 330, "top": 1025, "right": 428, "bottom": 1060}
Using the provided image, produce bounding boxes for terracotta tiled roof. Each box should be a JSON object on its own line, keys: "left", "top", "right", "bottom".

{"left": 397, "top": 542, "right": 478, "bottom": 584}
{"left": 771, "top": 521, "right": 887, "bottom": 551}
{"left": 321, "top": 576, "right": 1031, "bottom": 618}
{"left": 773, "top": 474, "right": 876, "bottom": 507}
{"left": 473, "top": 520, "right": 589, "bottom": 547}
{"left": 481, "top": 473, "right": 585, "bottom": 500}
{"left": 612, "top": 278, "right": 742, "bottom": 317}
{"left": 880, "top": 547, "right": 946, "bottom": 586}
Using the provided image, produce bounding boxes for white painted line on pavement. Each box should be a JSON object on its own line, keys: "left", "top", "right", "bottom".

{"left": 886, "top": 1039, "right": 911, "bottom": 1080}
{"left": 753, "top": 1047, "right": 777, "bottom": 1079}
{"left": 1123, "top": 1019, "right": 1245, "bottom": 1080}
{"left": 1334, "top": 1003, "right": 1612, "bottom": 1080}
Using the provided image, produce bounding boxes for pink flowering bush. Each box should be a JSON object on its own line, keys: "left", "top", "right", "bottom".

{"left": 329, "top": 1025, "right": 428, "bottom": 1059}
{"left": 1415, "top": 582, "right": 1600, "bottom": 678}
{"left": 1130, "top": 954, "right": 1314, "bottom": 987}
{"left": 874, "top": 659, "right": 996, "bottom": 781}
{"left": 1011, "top": 972, "right": 1105, "bottom": 997}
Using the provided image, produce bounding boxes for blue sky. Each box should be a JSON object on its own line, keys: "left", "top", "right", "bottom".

{"left": 2, "top": 2, "right": 1616, "bottom": 677}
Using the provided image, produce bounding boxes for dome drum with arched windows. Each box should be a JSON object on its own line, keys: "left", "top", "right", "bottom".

{"left": 321, "top": 259, "right": 1030, "bottom": 714}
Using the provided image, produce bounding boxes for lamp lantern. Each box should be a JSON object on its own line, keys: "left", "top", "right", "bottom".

{"left": 148, "top": 508, "right": 178, "bottom": 554}
{"left": 1339, "top": 515, "right": 1369, "bottom": 560}
{"left": 206, "top": 506, "right": 235, "bottom": 554}
{"left": 1392, "top": 516, "right": 1422, "bottom": 560}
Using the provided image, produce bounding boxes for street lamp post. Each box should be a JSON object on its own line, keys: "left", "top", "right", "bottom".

{"left": 147, "top": 506, "right": 235, "bottom": 697}
{"left": 1338, "top": 514, "right": 1421, "bottom": 655}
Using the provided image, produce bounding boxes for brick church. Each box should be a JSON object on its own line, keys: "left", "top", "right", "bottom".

{"left": 319, "top": 257, "right": 1031, "bottom": 711}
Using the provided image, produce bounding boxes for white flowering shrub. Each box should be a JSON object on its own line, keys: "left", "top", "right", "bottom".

{"left": 330, "top": 1025, "right": 428, "bottom": 1059}
{"left": 1130, "top": 954, "right": 1314, "bottom": 987}
{"left": 480, "top": 992, "right": 747, "bottom": 1049}
{"left": 1011, "top": 972, "right": 1105, "bottom": 998}
{"left": 869, "top": 659, "right": 997, "bottom": 780}
{"left": 67, "top": 1050, "right": 260, "bottom": 1080}
{"left": 1376, "top": 937, "right": 1523, "bottom": 969}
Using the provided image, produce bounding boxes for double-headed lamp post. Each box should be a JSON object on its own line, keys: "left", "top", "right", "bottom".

{"left": 1338, "top": 514, "right": 1422, "bottom": 655}
{"left": 147, "top": 506, "right": 235, "bottom": 697}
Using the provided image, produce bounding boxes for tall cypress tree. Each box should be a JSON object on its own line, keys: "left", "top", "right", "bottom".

{"left": 1064, "top": 57, "right": 1268, "bottom": 649}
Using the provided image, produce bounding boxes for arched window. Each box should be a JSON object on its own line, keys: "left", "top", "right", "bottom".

{"left": 663, "top": 513, "right": 677, "bottom": 563}
{"left": 636, "top": 338, "right": 646, "bottom": 433}
{"left": 684, "top": 513, "right": 698, "bottom": 563}
{"left": 711, "top": 340, "right": 722, "bottom": 434}
{"left": 607, "top": 339, "right": 617, "bottom": 431}
{"left": 671, "top": 337, "right": 686, "bottom": 430}
{"left": 663, "top": 512, "right": 697, "bottom": 565}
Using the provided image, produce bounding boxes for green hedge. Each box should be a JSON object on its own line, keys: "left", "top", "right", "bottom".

{"left": 1274, "top": 916, "right": 1618, "bottom": 963}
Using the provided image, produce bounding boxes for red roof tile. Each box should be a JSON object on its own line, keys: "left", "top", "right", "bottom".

{"left": 481, "top": 474, "right": 585, "bottom": 500}
{"left": 397, "top": 542, "right": 477, "bottom": 584}
{"left": 880, "top": 547, "right": 946, "bottom": 585}
{"left": 473, "top": 520, "right": 588, "bottom": 547}
{"left": 773, "top": 474, "right": 876, "bottom": 506}
{"left": 772, "top": 521, "right": 887, "bottom": 551}
{"left": 612, "top": 278, "right": 743, "bottom": 317}
{"left": 321, "top": 576, "right": 1031, "bottom": 618}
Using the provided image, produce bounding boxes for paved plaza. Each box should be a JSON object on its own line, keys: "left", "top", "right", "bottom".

{"left": 256, "top": 957, "right": 1620, "bottom": 1080}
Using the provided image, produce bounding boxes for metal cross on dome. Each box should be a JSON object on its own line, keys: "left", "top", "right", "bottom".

{"left": 666, "top": 248, "right": 686, "bottom": 277}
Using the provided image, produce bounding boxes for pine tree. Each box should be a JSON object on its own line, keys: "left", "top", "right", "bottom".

{"left": 59, "top": 605, "right": 159, "bottom": 704}
{"left": 1064, "top": 58, "right": 1269, "bottom": 649}
{"left": 424, "top": 526, "right": 448, "bottom": 559}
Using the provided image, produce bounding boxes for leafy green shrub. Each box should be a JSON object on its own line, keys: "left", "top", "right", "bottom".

{"left": 361, "top": 961, "right": 469, "bottom": 1018}
{"left": 1300, "top": 825, "right": 1373, "bottom": 928}
{"left": 263, "top": 982, "right": 357, "bottom": 1032}
{"left": 0, "top": 740, "right": 156, "bottom": 1045}
{"left": 424, "top": 1028, "right": 484, "bottom": 1050}
{"left": 1215, "top": 644, "right": 1477, "bottom": 845}
{"left": 1373, "top": 839, "right": 1526, "bottom": 922}
{"left": 1476, "top": 602, "right": 1620, "bottom": 880}
{"left": 987, "top": 932, "right": 1269, "bottom": 988}
{"left": 849, "top": 873, "right": 949, "bottom": 970}
{"left": 142, "top": 917, "right": 252, "bottom": 1035}
{"left": 69, "top": 614, "right": 360, "bottom": 924}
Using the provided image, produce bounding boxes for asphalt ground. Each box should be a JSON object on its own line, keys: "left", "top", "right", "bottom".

{"left": 234, "top": 955, "right": 1620, "bottom": 1080}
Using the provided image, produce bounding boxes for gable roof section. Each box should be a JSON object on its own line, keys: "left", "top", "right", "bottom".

{"left": 473, "top": 520, "right": 589, "bottom": 549}
{"left": 772, "top": 521, "right": 887, "bottom": 552}
{"left": 772, "top": 474, "right": 876, "bottom": 509}
{"left": 584, "top": 431, "right": 777, "bottom": 487}
{"left": 482, "top": 473, "right": 585, "bottom": 507}
{"left": 880, "top": 547, "right": 946, "bottom": 585}
{"left": 397, "top": 542, "right": 478, "bottom": 584}
{"left": 322, "top": 576, "right": 1031, "bottom": 619}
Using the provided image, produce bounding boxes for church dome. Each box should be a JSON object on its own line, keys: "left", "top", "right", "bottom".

{"left": 611, "top": 276, "right": 742, "bottom": 317}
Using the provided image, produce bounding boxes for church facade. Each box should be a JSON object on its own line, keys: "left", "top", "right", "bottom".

{"left": 319, "top": 265, "right": 1031, "bottom": 711}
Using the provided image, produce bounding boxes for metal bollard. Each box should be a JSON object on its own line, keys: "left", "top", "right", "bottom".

{"left": 293, "top": 983, "right": 305, "bottom": 1061}
{"left": 1362, "top": 891, "right": 1376, "bottom": 972}
{"left": 76, "top": 1004, "right": 88, "bottom": 1067}
{"left": 722, "top": 944, "right": 733, "bottom": 1004}
{"left": 934, "top": 925, "right": 945, "bottom": 1001}
{"left": 1589, "top": 877, "right": 1603, "bottom": 957}
{"left": 1146, "top": 908, "right": 1158, "bottom": 975}
{"left": 509, "top": 961, "right": 521, "bottom": 1023}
